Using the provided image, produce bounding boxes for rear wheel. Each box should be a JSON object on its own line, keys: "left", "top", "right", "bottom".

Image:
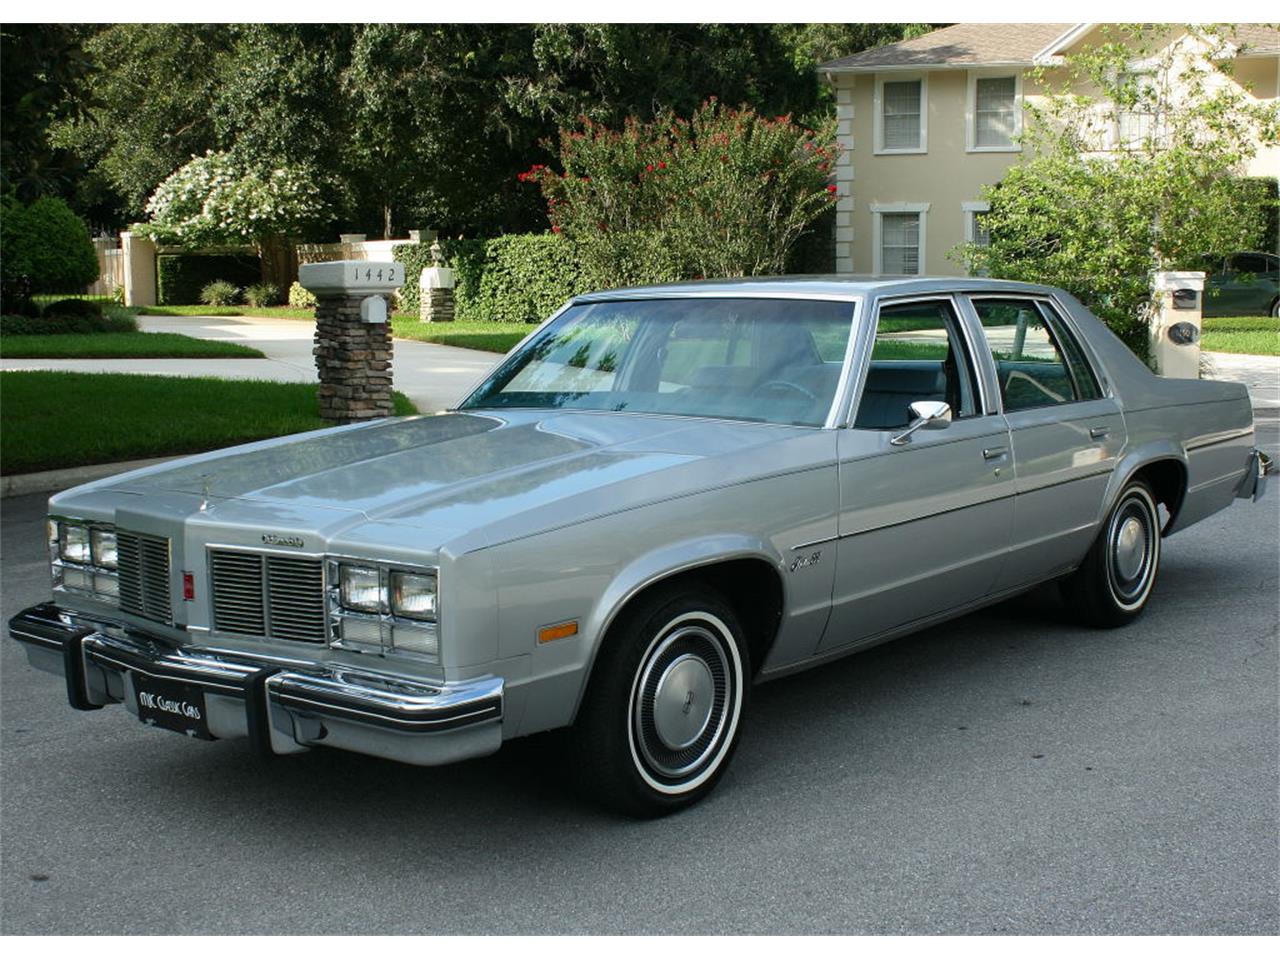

{"left": 1062, "top": 479, "right": 1162, "bottom": 627}
{"left": 570, "top": 584, "right": 749, "bottom": 817}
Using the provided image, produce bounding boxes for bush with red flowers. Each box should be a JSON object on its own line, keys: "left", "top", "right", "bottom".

{"left": 519, "top": 99, "right": 840, "bottom": 288}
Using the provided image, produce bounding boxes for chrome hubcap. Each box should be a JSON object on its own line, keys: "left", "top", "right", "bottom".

{"left": 1107, "top": 492, "right": 1157, "bottom": 606}
{"left": 1114, "top": 516, "right": 1146, "bottom": 582}
{"left": 631, "top": 620, "right": 734, "bottom": 783}
{"left": 652, "top": 654, "right": 715, "bottom": 750}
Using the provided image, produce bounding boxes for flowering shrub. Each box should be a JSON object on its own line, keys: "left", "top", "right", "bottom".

{"left": 143, "top": 151, "right": 329, "bottom": 250}
{"left": 521, "top": 100, "right": 840, "bottom": 286}
{"left": 287, "top": 281, "right": 317, "bottom": 309}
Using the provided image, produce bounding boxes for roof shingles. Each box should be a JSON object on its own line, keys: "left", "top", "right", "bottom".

{"left": 821, "top": 23, "right": 1075, "bottom": 71}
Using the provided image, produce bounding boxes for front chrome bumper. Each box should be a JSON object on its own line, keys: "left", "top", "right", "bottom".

{"left": 9, "top": 603, "right": 503, "bottom": 767}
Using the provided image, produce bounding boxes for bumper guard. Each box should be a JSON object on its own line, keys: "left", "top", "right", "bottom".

{"left": 10, "top": 603, "right": 503, "bottom": 767}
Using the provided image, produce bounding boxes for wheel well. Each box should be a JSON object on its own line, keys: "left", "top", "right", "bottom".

{"left": 1131, "top": 459, "right": 1188, "bottom": 532}
{"left": 613, "top": 559, "right": 784, "bottom": 678}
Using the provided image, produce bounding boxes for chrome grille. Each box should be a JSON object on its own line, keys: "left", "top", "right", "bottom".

{"left": 116, "top": 531, "right": 172, "bottom": 624}
{"left": 209, "top": 549, "right": 326, "bottom": 644}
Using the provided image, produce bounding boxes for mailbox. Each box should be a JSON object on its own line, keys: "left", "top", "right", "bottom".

{"left": 1171, "top": 288, "right": 1200, "bottom": 311}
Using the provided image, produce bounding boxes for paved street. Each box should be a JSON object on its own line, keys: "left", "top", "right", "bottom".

{"left": 1, "top": 416, "right": 1276, "bottom": 934}
{"left": 1, "top": 314, "right": 501, "bottom": 415}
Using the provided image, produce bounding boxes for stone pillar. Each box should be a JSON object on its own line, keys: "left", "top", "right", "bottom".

{"left": 1149, "top": 271, "right": 1205, "bottom": 379}
{"left": 298, "top": 260, "right": 404, "bottom": 423}
{"left": 120, "top": 227, "right": 157, "bottom": 307}
{"left": 420, "top": 240, "right": 455, "bottom": 323}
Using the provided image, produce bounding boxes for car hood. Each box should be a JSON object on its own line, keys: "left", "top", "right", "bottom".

{"left": 100, "top": 411, "right": 824, "bottom": 551}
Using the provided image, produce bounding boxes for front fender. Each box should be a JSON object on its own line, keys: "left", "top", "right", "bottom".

{"left": 507, "top": 533, "right": 785, "bottom": 737}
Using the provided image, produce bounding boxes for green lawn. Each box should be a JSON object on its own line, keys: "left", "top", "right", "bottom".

{"left": 141, "top": 305, "right": 532, "bottom": 353}
{"left": 0, "top": 332, "right": 264, "bottom": 359}
{"left": 1201, "top": 316, "right": 1279, "bottom": 356}
{"left": 392, "top": 317, "right": 531, "bottom": 353}
{"left": 139, "top": 304, "right": 324, "bottom": 321}
{"left": 0, "top": 371, "right": 416, "bottom": 475}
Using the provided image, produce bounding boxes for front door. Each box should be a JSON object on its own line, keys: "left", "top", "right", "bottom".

{"left": 821, "top": 296, "right": 1014, "bottom": 652}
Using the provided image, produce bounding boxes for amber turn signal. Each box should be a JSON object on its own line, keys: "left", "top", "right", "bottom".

{"left": 538, "top": 620, "right": 578, "bottom": 644}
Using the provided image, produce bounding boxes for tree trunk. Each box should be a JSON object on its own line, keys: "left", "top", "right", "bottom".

{"left": 257, "top": 234, "right": 298, "bottom": 290}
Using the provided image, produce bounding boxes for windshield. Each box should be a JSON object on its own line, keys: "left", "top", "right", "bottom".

{"left": 459, "top": 297, "right": 858, "bottom": 427}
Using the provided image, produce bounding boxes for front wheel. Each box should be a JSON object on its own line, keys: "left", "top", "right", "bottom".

{"left": 1062, "top": 479, "right": 1162, "bottom": 627}
{"left": 570, "top": 584, "right": 749, "bottom": 817}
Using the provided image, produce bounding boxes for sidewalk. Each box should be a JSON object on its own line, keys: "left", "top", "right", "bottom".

{"left": 1, "top": 315, "right": 500, "bottom": 414}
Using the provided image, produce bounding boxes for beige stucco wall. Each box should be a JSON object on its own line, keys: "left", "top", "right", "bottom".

{"left": 838, "top": 69, "right": 1031, "bottom": 276}
{"left": 1234, "top": 55, "right": 1280, "bottom": 180}
{"left": 831, "top": 27, "right": 1279, "bottom": 275}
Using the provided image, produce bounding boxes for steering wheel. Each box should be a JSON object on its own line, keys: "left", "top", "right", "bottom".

{"left": 752, "top": 379, "right": 819, "bottom": 403}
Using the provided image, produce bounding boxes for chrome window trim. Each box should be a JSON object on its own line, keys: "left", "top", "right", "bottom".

{"left": 964, "top": 292, "right": 1113, "bottom": 412}
{"left": 840, "top": 292, "right": 991, "bottom": 428}
{"left": 459, "top": 293, "right": 865, "bottom": 432}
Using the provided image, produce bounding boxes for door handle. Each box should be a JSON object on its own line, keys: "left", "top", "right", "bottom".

{"left": 983, "top": 446, "right": 1008, "bottom": 461}
{"left": 1089, "top": 426, "right": 1110, "bottom": 440}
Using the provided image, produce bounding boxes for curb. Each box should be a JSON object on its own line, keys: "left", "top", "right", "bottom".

{"left": 1, "top": 456, "right": 179, "bottom": 499}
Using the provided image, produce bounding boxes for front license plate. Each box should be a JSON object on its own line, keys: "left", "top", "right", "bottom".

{"left": 133, "top": 674, "right": 213, "bottom": 740}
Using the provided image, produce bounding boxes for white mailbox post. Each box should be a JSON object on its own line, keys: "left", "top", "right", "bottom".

{"left": 298, "top": 259, "right": 404, "bottom": 422}
{"left": 1149, "top": 271, "right": 1206, "bottom": 379}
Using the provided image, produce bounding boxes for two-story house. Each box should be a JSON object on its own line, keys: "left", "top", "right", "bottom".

{"left": 819, "top": 22, "right": 1280, "bottom": 276}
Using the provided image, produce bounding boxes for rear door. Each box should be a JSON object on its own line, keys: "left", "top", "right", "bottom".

{"left": 963, "top": 295, "right": 1125, "bottom": 592}
{"left": 821, "top": 295, "right": 1014, "bottom": 651}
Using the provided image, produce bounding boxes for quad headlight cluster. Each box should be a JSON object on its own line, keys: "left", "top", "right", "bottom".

{"left": 328, "top": 560, "right": 439, "bottom": 661}
{"left": 49, "top": 518, "right": 119, "bottom": 603}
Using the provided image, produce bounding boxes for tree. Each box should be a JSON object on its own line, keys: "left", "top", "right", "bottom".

{"left": 49, "top": 25, "right": 225, "bottom": 218}
{"left": 142, "top": 151, "right": 331, "bottom": 285}
{"left": 0, "top": 24, "right": 96, "bottom": 202}
{"left": 960, "top": 24, "right": 1279, "bottom": 358}
{"left": 525, "top": 100, "right": 840, "bottom": 285}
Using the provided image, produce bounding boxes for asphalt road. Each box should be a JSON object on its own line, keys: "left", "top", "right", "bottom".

{"left": 2, "top": 417, "right": 1277, "bottom": 934}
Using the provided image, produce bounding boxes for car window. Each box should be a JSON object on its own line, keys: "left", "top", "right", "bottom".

{"left": 1229, "top": 253, "right": 1277, "bottom": 275}
{"left": 972, "top": 298, "right": 1085, "bottom": 412}
{"left": 462, "top": 297, "right": 856, "bottom": 427}
{"left": 853, "top": 299, "right": 979, "bottom": 430}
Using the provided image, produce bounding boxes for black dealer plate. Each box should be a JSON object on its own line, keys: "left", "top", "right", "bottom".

{"left": 133, "top": 673, "right": 213, "bottom": 740}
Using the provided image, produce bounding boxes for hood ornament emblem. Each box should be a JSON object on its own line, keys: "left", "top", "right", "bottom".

{"left": 199, "top": 474, "right": 212, "bottom": 512}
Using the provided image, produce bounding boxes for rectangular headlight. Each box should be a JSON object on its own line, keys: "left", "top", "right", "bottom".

{"left": 390, "top": 571, "right": 437, "bottom": 621}
{"left": 91, "top": 528, "right": 118, "bottom": 569}
{"left": 59, "top": 523, "right": 91, "bottom": 564}
{"left": 339, "top": 564, "right": 383, "bottom": 613}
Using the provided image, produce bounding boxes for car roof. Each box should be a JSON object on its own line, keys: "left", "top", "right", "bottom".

{"left": 573, "top": 275, "right": 1065, "bottom": 302}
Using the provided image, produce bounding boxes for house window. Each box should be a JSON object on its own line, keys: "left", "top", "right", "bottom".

{"left": 967, "top": 73, "right": 1021, "bottom": 152}
{"left": 876, "top": 76, "right": 926, "bottom": 153}
{"left": 963, "top": 202, "right": 991, "bottom": 247}
{"left": 871, "top": 203, "right": 929, "bottom": 275}
{"left": 882, "top": 215, "right": 920, "bottom": 274}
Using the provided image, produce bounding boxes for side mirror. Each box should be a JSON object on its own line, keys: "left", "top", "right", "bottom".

{"left": 890, "top": 400, "right": 953, "bottom": 446}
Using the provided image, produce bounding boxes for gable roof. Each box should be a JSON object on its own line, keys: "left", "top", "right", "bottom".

{"left": 820, "top": 23, "right": 1075, "bottom": 73}
{"left": 820, "top": 22, "right": 1280, "bottom": 74}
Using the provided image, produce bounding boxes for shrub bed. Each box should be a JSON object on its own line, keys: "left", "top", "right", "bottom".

{"left": 157, "top": 253, "right": 261, "bottom": 305}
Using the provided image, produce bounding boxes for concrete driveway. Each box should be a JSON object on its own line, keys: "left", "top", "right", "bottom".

{"left": 0, "top": 314, "right": 501, "bottom": 414}
{"left": 1, "top": 419, "right": 1276, "bottom": 934}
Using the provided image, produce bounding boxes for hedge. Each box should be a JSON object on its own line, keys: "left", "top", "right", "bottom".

{"left": 157, "top": 253, "right": 262, "bottom": 305}
{"left": 393, "top": 235, "right": 582, "bottom": 323}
